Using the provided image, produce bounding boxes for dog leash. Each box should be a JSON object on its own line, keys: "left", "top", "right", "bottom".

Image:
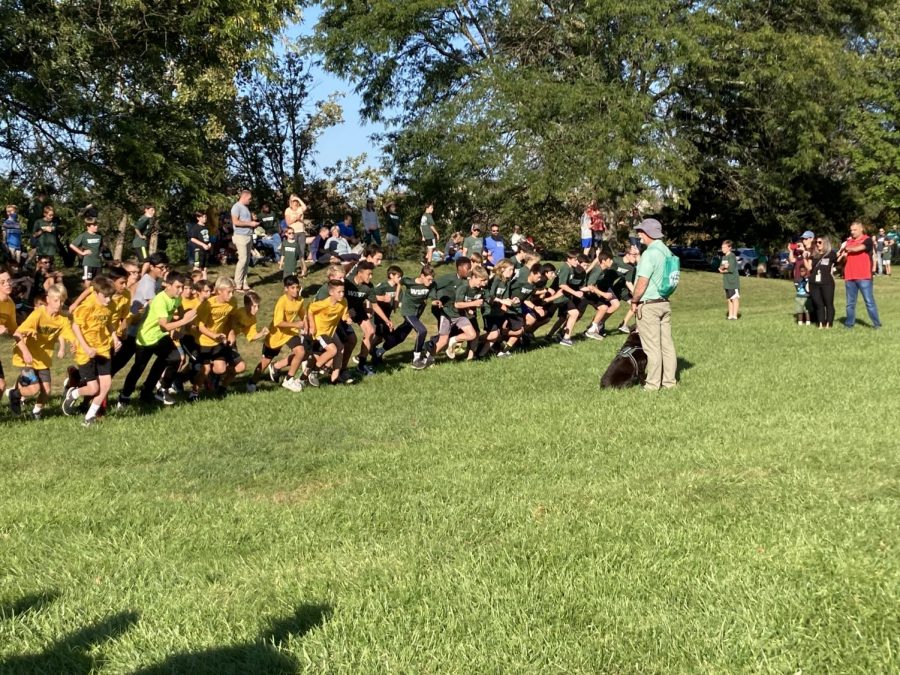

{"left": 617, "top": 345, "right": 641, "bottom": 375}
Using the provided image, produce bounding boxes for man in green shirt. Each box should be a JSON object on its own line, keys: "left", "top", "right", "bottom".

{"left": 132, "top": 204, "right": 156, "bottom": 272}
{"left": 462, "top": 226, "right": 484, "bottom": 258}
{"left": 118, "top": 271, "right": 197, "bottom": 406}
{"left": 718, "top": 240, "right": 740, "bottom": 320}
{"left": 631, "top": 218, "right": 677, "bottom": 391}
{"left": 70, "top": 217, "right": 104, "bottom": 287}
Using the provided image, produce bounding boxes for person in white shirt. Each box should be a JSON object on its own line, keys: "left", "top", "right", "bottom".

{"left": 361, "top": 198, "right": 381, "bottom": 246}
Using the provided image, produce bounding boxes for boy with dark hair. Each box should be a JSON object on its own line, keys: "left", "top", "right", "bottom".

{"left": 612, "top": 246, "right": 639, "bottom": 333}
{"left": 420, "top": 204, "right": 439, "bottom": 263}
{"left": 31, "top": 204, "right": 59, "bottom": 262}
{"left": 583, "top": 252, "right": 620, "bottom": 340}
{"left": 117, "top": 271, "right": 197, "bottom": 407}
{"left": 70, "top": 216, "right": 104, "bottom": 288}
{"left": 63, "top": 276, "right": 119, "bottom": 425}
{"left": 307, "top": 280, "right": 351, "bottom": 385}
{"left": 112, "top": 252, "right": 170, "bottom": 377}
{"left": 189, "top": 211, "right": 213, "bottom": 280}
{"left": 344, "top": 261, "right": 390, "bottom": 376}
{"left": 253, "top": 275, "right": 307, "bottom": 392}
{"left": 380, "top": 265, "right": 437, "bottom": 369}
{"left": 547, "top": 249, "right": 588, "bottom": 346}
{"left": 279, "top": 227, "right": 300, "bottom": 279}
{"left": 133, "top": 204, "right": 156, "bottom": 273}
{"left": 370, "top": 265, "right": 402, "bottom": 363}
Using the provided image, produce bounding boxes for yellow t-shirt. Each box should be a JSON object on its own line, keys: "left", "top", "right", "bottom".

{"left": 196, "top": 297, "right": 236, "bottom": 347}
{"left": 308, "top": 298, "right": 349, "bottom": 338}
{"left": 0, "top": 297, "right": 18, "bottom": 337}
{"left": 265, "top": 295, "right": 305, "bottom": 349}
{"left": 178, "top": 295, "right": 202, "bottom": 339}
{"left": 109, "top": 290, "right": 131, "bottom": 338}
{"left": 12, "top": 307, "right": 76, "bottom": 370}
{"left": 72, "top": 293, "right": 115, "bottom": 364}
{"left": 230, "top": 307, "right": 258, "bottom": 341}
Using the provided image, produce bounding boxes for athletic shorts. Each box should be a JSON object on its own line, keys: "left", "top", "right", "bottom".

{"left": 557, "top": 297, "right": 587, "bottom": 315}
{"left": 193, "top": 249, "right": 209, "bottom": 269}
{"left": 581, "top": 237, "right": 592, "bottom": 249}
{"left": 134, "top": 246, "right": 148, "bottom": 263}
{"left": 725, "top": 288, "right": 740, "bottom": 299}
{"left": 386, "top": 233, "right": 400, "bottom": 246}
{"left": 18, "top": 368, "right": 51, "bottom": 386}
{"left": 504, "top": 314, "right": 524, "bottom": 332}
{"left": 82, "top": 266, "right": 101, "bottom": 281}
{"left": 78, "top": 355, "right": 112, "bottom": 383}
{"left": 794, "top": 296, "right": 811, "bottom": 314}
{"left": 423, "top": 238, "right": 436, "bottom": 248}
{"left": 350, "top": 308, "right": 371, "bottom": 326}
{"left": 262, "top": 335, "right": 306, "bottom": 360}
{"left": 198, "top": 344, "right": 242, "bottom": 365}
{"left": 337, "top": 322, "right": 355, "bottom": 341}
{"left": 484, "top": 315, "right": 506, "bottom": 333}
{"left": 314, "top": 335, "right": 337, "bottom": 353}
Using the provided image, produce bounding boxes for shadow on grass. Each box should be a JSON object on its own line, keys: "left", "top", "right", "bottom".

{"left": 132, "top": 603, "right": 332, "bottom": 675}
{"left": 0, "top": 607, "right": 139, "bottom": 673}
{"left": 0, "top": 590, "right": 60, "bottom": 619}
{"left": 677, "top": 357, "right": 695, "bottom": 374}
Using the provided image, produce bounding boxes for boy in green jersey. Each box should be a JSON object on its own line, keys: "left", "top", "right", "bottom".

{"left": 279, "top": 227, "right": 300, "bottom": 278}
{"left": 380, "top": 265, "right": 436, "bottom": 369}
{"left": 718, "top": 240, "right": 740, "bottom": 320}
{"left": 69, "top": 216, "right": 104, "bottom": 287}
{"left": 132, "top": 204, "right": 156, "bottom": 274}
{"left": 582, "top": 252, "right": 619, "bottom": 340}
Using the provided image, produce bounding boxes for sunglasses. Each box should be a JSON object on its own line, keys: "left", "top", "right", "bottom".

{"left": 816, "top": 240, "right": 824, "bottom": 244}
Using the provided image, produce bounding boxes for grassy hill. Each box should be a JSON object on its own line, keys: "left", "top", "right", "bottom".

{"left": 0, "top": 266, "right": 897, "bottom": 672}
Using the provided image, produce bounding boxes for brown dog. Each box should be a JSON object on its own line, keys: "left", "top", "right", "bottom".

{"left": 599, "top": 328, "right": 647, "bottom": 388}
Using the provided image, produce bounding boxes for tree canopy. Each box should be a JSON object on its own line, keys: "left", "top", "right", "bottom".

{"left": 315, "top": 0, "right": 900, "bottom": 244}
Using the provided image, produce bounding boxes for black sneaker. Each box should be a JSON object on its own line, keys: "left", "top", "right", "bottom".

{"left": 61, "top": 387, "right": 80, "bottom": 416}
{"left": 155, "top": 390, "right": 176, "bottom": 406}
{"left": 307, "top": 370, "right": 320, "bottom": 387}
{"left": 115, "top": 395, "right": 131, "bottom": 410}
{"left": 411, "top": 358, "right": 427, "bottom": 370}
{"left": 7, "top": 388, "right": 22, "bottom": 415}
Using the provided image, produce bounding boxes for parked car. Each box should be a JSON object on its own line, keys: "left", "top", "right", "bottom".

{"left": 767, "top": 251, "right": 793, "bottom": 279}
{"left": 734, "top": 248, "right": 760, "bottom": 276}
{"left": 670, "top": 246, "right": 709, "bottom": 270}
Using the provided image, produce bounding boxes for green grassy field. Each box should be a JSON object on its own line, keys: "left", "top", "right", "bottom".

{"left": 0, "top": 264, "right": 898, "bottom": 673}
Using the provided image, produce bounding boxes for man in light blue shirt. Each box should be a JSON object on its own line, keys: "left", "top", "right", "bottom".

{"left": 630, "top": 218, "right": 677, "bottom": 390}
{"left": 230, "top": 190, "right": 258, "bottom": 291}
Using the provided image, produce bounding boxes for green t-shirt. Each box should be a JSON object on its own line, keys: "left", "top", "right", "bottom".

{"left": 344, "top": 277, "right": 376, "bottom": 318}
{"left": 487, "top": 275, "right": 513, "bottom": 316}
{"left": 132, "top": 215, "right": 152, "bottom": 249}
{"left": 554, "top": 262, "right": 584, "bottom": 304}
{"left": 72, "top": 231, "right": 103, "bottom": 267}
{"left": 434, "top": 273, "right": 463, "bottom": 307}
{"left": 315, "top": 283, "right": 333, "bottom": 301}
{"left": 634, "top": 240, "right": 672, "bottom": 301}
{"left": 446, "top": 280, "right": 485, "bottom": 319}
{"left": 281, "top": 240, "right": 299, "bottom": 276}
{"left": 33, "top": 219, "right": 58, "bottom": 256}
{"left": 612, "top": 256, "right": 635, "bottom": 284}
{"left": 373, "top": 281, "right": 397, "bottom": 318}
{"left": 462, "top": 235, "right": 483, "bottom": 255}
{"left": 510, "top": 266, "right": 536, "bottom": 304}
{"left": 420, "top": 213, "right": 435, "bottom": 239}
{"left": 586, "top": 266, "right": 617, "bottom": 293}
{"left": 721, "top": 252, "right": 740, "bottom": 290}
{"left": 137, "top": 291, "right": 180, "bottom": 347}
{"left": 399, "top": 276, "right": 435, "bottom": 316}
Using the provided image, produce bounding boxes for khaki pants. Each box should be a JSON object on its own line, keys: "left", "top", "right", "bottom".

{"left": 233, "top": 233, "right": 253, "bottom": 290}
{"left": 636, "top": 301, "right": 676, "bottom": 390}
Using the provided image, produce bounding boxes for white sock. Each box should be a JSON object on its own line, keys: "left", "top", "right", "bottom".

{"left": 32, "top": 404, "right": 42, "bottom": 414}
{"left": 86, "top": 403, "right": 101, "bottom": 420}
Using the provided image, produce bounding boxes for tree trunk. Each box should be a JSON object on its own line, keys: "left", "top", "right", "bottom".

{"left": 114, "top": 213, "right": 128, "bottom": 261}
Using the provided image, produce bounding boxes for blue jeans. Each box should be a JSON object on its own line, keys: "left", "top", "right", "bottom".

{"left": 261, "top": 234, "right": 282, "bottom": 263}
{"left": 844, "top": 279, "right": 881, "bottom": 327}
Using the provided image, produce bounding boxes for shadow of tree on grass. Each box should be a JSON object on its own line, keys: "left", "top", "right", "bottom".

{"left": 132, "top": 603, "right": 332, "bottom": 675}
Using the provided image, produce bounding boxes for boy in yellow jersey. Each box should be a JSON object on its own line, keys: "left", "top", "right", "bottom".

{"left": 228, "top": 290, "right": 268, "bottom": 393}
{"left": 195, "top": 276, "right": 239, "bottom": 395}
{"left": 252, "top": 275, "right": 307, "bottom": 393}
{"left": 306, "top": 279, "right": 350, "bottom": 386}
{"left": 0, "top": 267, "right": 18, "bottom": 404}
{"left": 8, "top": 284, "right": 76, "bottom": 418}
{"left": 62, "top": 276, "right": 119, "bottom": 425}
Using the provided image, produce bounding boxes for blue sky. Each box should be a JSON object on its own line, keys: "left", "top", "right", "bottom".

{"left": 289, "top": 8, "right": 386, "bottom": 175}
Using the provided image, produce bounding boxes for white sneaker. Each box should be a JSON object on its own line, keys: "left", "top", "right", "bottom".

{"left": 282, "top": 377, "right": 304, "bottom": 392}
{"left": 446, "top": 336, "right": 458, "bottom": 360}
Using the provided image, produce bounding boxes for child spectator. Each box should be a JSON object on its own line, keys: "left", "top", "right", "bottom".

{"left": 794, "top": 267, "right": 811, "bottom": 325}
{"left": 69, "top": 216, "right": 104, "bottom": 288}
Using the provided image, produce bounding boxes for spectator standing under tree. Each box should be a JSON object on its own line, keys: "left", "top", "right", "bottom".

{"left": 875, "top": 228, "right": 886, "bottom": 275}
{"left": 132, "top": 204, "right": 156, "bottom": 274}
{"left": 807, "top": 235, "right": 837, "bottom": 328}
{"left": 837, "top": 221, "right": 881, "bottom": 329}
{"left": 510, "top": 225, "right": 525, "bottom": 253}
{"left": 384, "top": 201, "right": 401, "bottom": 260}
{"left": 579, "top": 203, "right": 594, "bottom": 255}
{"left": 630, "top": 218, "right": 677, "bottom": 391}
{"left": 589, "top": 203, "right": 606, "bottom": 249}
{"left": 258, "top": 204, "right": 282, "bottom": 264}
{"left": 231, "top": 190, "right": 258, "bottom": 292}
{"left": 284, "top": 195, "right": 308, "bottom": 277}
{"left": 362, "top": 198, "right": 382, "bottom": 246}
{"left": 420, "top": 204, "right": 439, "bottom": 263}
{"left": 882, "top": 233, "right": 893, "bottom": 276}
{"left": 484, "top": 224, "right": 505, "bottom": 266}
{"left": 718, "top": 240, "right": 740, "bottom": 320}
{"left": 789, "top": 230, "right": 815, "bottom": 286}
